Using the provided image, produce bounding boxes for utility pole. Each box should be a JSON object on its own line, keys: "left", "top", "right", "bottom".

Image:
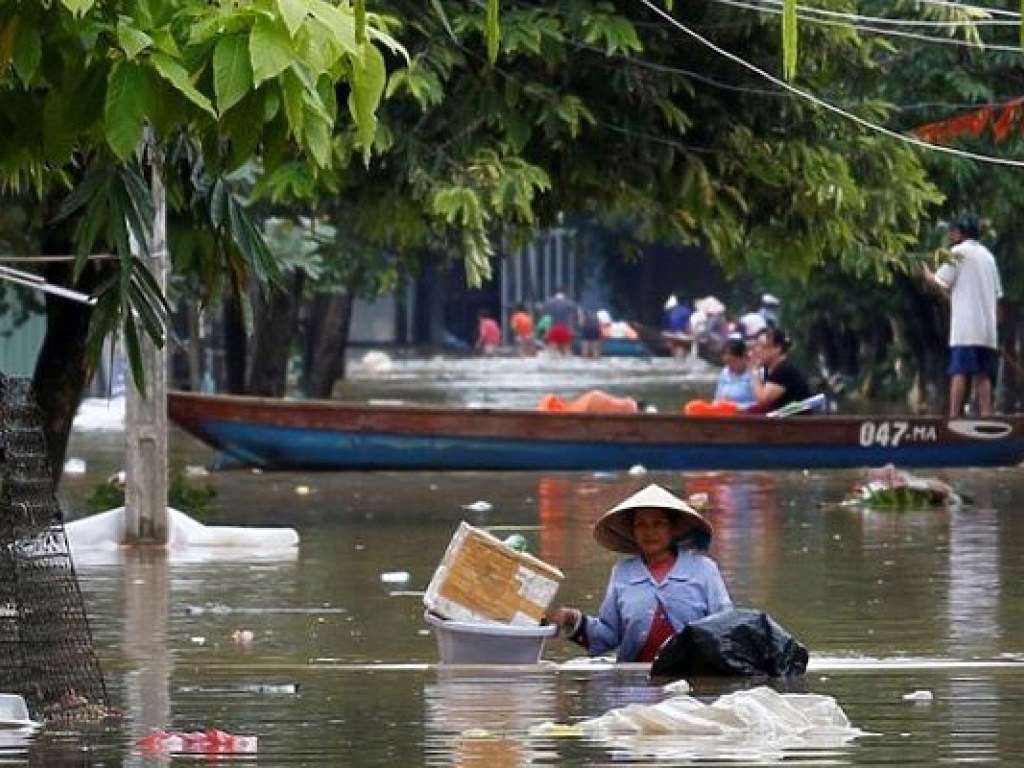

{"left": 124, "top": 139, "right": 169, "bottom": 545}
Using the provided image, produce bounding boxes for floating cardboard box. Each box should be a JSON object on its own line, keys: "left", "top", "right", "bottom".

{"left": 424, "top": 522, "right": 564, "bottom": 626}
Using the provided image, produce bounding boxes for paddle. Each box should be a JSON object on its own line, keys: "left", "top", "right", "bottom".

{"left": 767, "top": 393, "right": 827, "bottom": 418}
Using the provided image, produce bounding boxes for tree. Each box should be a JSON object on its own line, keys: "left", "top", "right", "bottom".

{"left": 0, "top": 0, "right": 399, "bottom": 479}
{"left": 233, "top": 0, "right": 947, "bottom": 399}
{"left": 774, "top": 1, "right": 1024, "bottom": 412}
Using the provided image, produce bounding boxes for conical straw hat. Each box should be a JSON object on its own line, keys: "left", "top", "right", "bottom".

{"left": 593, "top": 483, "right": 713, "bottom": 554}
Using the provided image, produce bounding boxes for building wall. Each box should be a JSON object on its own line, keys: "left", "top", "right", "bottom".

{"left": 0, "top": 291, "right": 45, "bottom": 378}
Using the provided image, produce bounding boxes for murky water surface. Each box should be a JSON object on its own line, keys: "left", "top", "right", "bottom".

{"left": 19, "top": 356, "right": 1024, "bottom": 765}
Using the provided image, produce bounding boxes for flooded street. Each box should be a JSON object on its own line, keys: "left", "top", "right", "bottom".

{"left": 28, "top": 355, "right": 1024, "bottom": 765}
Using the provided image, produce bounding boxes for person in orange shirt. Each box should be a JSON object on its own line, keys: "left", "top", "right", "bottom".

{"left": 509, "top": 303, "right": 536, "bottom": 356}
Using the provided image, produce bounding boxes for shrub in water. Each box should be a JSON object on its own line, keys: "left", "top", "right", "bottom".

{"left": 85, "top": 468, "right": 216, "bottom": 518}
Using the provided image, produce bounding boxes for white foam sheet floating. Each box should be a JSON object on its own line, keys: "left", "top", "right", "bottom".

{"left": 533, "top": 686, "right": 868, "bottom": 762}
{"left": 66, "top": 507, "right": 299, "bottom": 562}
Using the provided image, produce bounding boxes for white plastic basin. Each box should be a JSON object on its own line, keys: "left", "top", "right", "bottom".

{"left": 424, "top": 612, "right": 557, "bottom": 664}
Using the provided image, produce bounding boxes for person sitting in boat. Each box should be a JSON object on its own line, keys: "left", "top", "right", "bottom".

{"left": 547, "top": 483, "right": 732, "bottom": 663}
{"left": 538, "top": 390, "right": 646, "bottom": 414}
{"left": 683, "top": 336, "right": 757, "bottom": 416}
{"left": 747, "top": 326, "right": 813, "bottom": 414}
{"left": 713, "top": 336, "right": 757, "bottom": 409}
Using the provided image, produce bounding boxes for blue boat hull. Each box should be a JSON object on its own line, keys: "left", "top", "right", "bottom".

{"left": 168, "top": 392, "right": 1024, "bottom": 471}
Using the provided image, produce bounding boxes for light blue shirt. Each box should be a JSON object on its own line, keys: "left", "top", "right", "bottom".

{"left": 714, "top": 367, "right": 756, "bottom": 410}
{"left": 581, "top": 549, "right": 732, "bottom": 662}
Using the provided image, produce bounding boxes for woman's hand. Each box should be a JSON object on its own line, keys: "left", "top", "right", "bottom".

{"left": 547, "top": 607, "right": 582, "bottom": 636}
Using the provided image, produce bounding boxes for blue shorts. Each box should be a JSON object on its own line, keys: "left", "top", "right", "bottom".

{"left": 948, "top": 346, "right": 1000, "bottom": 382}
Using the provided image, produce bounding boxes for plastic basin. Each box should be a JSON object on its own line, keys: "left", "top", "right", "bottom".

{"left": 424, "top": 611, "right": 557, "bottom": 664}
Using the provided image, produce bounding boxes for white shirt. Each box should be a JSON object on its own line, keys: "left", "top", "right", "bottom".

{"left": 934, "top": 239, "right": 1002, "bottom": 348}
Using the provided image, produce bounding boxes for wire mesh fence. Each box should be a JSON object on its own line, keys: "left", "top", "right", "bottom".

{"left": 0, "top": 374, "right": 108, "bottom": 720}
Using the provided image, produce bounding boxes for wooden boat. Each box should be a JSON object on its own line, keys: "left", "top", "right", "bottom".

{"left": 167, "top": 391, "right": 1024, "bottom": 472}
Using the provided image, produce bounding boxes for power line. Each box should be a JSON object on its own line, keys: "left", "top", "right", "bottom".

{"left": 722, "top": 0, "right": 1019, "bottom": 28}
{"left": 916, "top": 0, "right": 1021, "bottom": 20}
{"left": 713, "top": 0, "right": 1024, "bottom": 53}
{"left": 638, "top": 0, "right": 1024, "bottom": 168}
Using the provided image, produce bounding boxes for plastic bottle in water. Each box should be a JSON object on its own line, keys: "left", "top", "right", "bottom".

{"left": 503, "top": 534, "right": 529, "bottom": 553}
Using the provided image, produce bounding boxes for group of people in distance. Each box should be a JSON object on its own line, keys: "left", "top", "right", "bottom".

{"left": 477, "top": 289, "right": 638, "bottom": 357}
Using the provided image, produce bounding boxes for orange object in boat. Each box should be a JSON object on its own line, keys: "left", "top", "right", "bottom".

{"left": 683, "top": 399, "right": 741, "bottom": 417}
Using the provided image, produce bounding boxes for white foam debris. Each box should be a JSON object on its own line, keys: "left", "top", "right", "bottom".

{"left": 63, "top": 457, "right": 87, "bottom": 475}
{"left": 462, "top": 501, "right": 493, "bottom": 512}
{"left": 360, "top": 351, "right": 393, "bottom": 372}
{"left": 65, "top": 507, "right": 299, "bottom": 564}
{"left": 902, "top": 690, "right": 934, "bottom": 702}
{"left": 72, "top": 397, "right": 126, "bottom": 431}
{"left": 662, "top": 679, "right": 691, "bottom": 695}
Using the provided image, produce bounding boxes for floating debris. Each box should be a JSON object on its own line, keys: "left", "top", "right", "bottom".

{"left": 63, "top": 457, "right": 87, "bottom": 475}
{"left": 231, "top": 629, "right": 255, "bottom": 645}
{"left": 185, "top": 605, "right": 348, "bottom": 615}
{"left": 902, "top": 690, "right": 934, "bottom": 702}
{"left": 138, "top": 729, "right": 258, "bottom": 755}
{"left": 663, "top": 679, "right": 692, "bottom": 695}
{"left": 826, "top": 464, "right": 963, "bottom": 511}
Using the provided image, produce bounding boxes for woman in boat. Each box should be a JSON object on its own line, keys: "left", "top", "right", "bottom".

{"left": 712, "top": 336, "right": 757, "bottom": 410}
{"left": 682, "top": 337, "right": 755, "bottom": 416}
{"left": 747, "top": 326, "right": 812, "bottom": 414}
{"left": 548, "top": 484, "right": 732, "bottom": 663}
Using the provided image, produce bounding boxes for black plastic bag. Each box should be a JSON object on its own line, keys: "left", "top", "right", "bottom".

{"left": 650, "top": 608, "right": 808, "bottom": 680}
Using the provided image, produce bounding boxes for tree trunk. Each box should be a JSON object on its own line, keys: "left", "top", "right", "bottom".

{"left": 248, "top": 272, "right": 305, "bottom": 397}
{"left": 185, "top": 300, "right": 202, "bottom": 392}
{"left": 304, "top": 289, "right": 355, "bottom": 398}
{"left": 222, "top": 280, "right": 248, "bottom": 395}
{"left": 32, "top": 263, "right": 101, "bottom": 487}
{"left": 999, "top": 299, "right": 1020, "bottom": 413}
{"left": 900, "top": 277, "right": 948, "bottom": 416}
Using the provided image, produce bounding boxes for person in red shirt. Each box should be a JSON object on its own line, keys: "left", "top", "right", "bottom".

{"left": 475, "top": 308, "right": 501, "bottom": 354}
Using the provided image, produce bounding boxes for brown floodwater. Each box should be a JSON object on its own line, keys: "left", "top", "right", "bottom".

{"left": 19, "top": 355, "right": 1024, "bottom": 766}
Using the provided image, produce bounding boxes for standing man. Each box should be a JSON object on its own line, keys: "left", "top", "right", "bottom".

{"left": 923, "top": 216, "right": 1003, "bottom": 418}
{"left": 540, "top": 289, "right": 578, "bottom": 355}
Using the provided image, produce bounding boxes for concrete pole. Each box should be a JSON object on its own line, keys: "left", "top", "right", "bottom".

{"left": 124, "top": 144, "right": 169, "bottom": 545}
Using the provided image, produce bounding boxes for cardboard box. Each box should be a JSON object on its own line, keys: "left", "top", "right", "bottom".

{"left": 424, "top": 522, "right": 564, "bottom": 626}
